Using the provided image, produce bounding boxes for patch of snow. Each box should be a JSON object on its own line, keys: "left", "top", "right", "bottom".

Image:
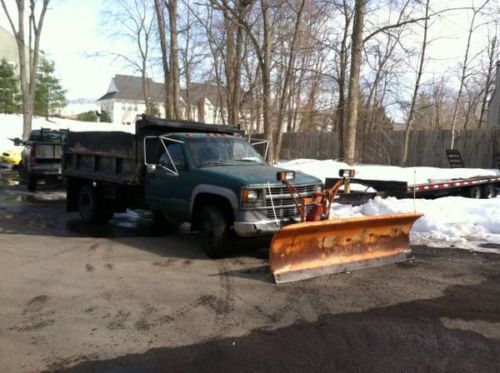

{"left": 330, "top": 196, "right": 500, "bottom": 254}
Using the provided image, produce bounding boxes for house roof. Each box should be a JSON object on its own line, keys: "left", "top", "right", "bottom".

{"left": 97, "top": 74, "right": 165, "bottom": 102}
{"left": 97, "top": 74, "right": 232, "bottom": 108}
{"left": 185, "top": 82, "right": 225, "bottom": 107}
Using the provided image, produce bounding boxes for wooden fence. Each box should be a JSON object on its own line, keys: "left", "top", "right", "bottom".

{"left": 277, "top": 129, "right": 500, "bottom": 168}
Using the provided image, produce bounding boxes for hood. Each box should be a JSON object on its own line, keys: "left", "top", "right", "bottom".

{"left": 198, "top": 164, "right": 321, "bottom": 186}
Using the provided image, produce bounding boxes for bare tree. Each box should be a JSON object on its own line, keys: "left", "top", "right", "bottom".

{"left": 1, "top": 0, "right": 50, "bottom": 139}
{"left": 478, "top": 34, "right": 498, "bottom": 127}
{"left": 335, "top": 0, "right": 352, "bottom": 159}
{"left": 401, "top": 0, "right": 430, "bottom": 166}
{"left": 344, "top": 0, "right": 365, "bottom": 165}
{"left": 211, "top": 0, "right": 274, "bottom": 161}
{"left": 167, "top": 0, "right": 181, "bottom": 119}
{"left": 154, "top": 0, "right": 172, "bottom": 118}
{"left": 101, "top": 0, "right": 155, "bottom": 113}
{"left": 450, "top": 0, "right": 490, "bottom": 148}
{"left": 274, "top": 0, "right": 306, "bottom": 160}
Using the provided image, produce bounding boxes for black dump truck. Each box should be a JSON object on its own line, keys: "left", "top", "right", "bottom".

{"left": 16, "top": 128, "right": 68, "bottom": 191}
{"left": 64, "top": 116, "right": 322, "bottom": 257}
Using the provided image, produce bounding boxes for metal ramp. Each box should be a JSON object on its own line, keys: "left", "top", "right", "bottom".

{"left": 446, "top": 149, "right": 464, "bottom": 168}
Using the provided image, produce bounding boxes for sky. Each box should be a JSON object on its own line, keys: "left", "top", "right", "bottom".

{"left": 0, "top": 0, "right": 497, "bottom": 102}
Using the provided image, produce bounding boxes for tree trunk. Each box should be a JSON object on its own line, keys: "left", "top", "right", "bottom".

{"left": 344, "top": 0, "right": 365, "bottom": 166}
{"left": 1, "top": 0, "right": 49, "bottom": 139}
{"left": 275, "top": 0, "right": 305, "bottom": 160}
{"left": 168, "top": 0, "right": 181, "bottom": 119}
{"left": 401, "top": 0, "right": 430, "bottom": 166}
{"left": 450, "top": 0, "right": 489, "bottom": 148}
{"left": 261, "top": 0, "right": 274, "bottom": 162}
{"left": 478, "top": 36, "right": 497, "bottom": 128}
{"left": 336, "top": 0, "right": 351, "bottom": 159}
{"left": 154, "top": 0, "right": 172, "bottom": 118}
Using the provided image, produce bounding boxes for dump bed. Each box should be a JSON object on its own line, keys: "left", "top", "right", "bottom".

{"left": 64, "top": 115, "right": 243, "bottom": 185}
{"left": 64, "top": 131, "right": 140, "bottom": 185}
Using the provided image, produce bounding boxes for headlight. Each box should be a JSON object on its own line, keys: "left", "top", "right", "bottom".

{"left": 241, "top": 188, "right": 264, "bottom": 207}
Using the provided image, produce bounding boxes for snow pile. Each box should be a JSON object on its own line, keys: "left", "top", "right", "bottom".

{"left": 279, "top": 159, "right": 500, "bottom": 184}
{"left": 0, "top": 114, "right": 135, "bottom": 151}
{"left": 330, "top": 196, "right": 500, "bottom": 252}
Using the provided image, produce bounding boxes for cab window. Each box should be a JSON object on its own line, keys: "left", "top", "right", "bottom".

{"left": 160, "top": 143, "right": 186, "bottom": 171}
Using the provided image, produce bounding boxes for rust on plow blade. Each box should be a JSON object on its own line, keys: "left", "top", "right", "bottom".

{"left": 269, "top": 212, "right": 423, "bottom": 284}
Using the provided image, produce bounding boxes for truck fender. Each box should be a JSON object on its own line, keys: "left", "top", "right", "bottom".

{"left": 190, "top": 185, "right": 239, "bottom": 215}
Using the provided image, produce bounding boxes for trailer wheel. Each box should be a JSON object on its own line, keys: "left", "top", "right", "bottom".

{"left": 481, "top": 184, "right": 497, "bottom": 199}
{"left": 78, "top": 185, "right": 113, "bottom": 224}
{"left": 200, "top": 205, "right": 229, "bottom": 258}
{"left": 466, "top": 185, "right": 481, "bottom": 199}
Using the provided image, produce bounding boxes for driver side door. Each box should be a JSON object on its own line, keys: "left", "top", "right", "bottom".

{"left": 145, "top": 138, "right": 191, "bottom": 223}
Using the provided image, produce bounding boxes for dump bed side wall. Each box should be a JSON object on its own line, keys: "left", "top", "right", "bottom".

{"left": 64, "top": 131, "right": 142, "bottom": 185}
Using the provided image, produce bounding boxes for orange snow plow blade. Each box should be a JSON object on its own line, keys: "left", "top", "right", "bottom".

{"left": 270, "top": 212, "right": 423, "bottom": 284}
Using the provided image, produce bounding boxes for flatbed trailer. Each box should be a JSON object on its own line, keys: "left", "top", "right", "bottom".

{"left": 326, "top": 175, "right": 500, "bottom": 200}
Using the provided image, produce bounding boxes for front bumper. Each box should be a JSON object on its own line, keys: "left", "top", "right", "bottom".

{"left": 233, "top": 218, "right": 298, "bottom": 237}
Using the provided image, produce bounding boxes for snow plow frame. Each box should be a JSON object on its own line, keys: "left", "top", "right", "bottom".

{"left": 269, "top": 212, "right": 423, "bottom": 283}
{"left": 269, "top": 170, "right": 423, "bottom": 284}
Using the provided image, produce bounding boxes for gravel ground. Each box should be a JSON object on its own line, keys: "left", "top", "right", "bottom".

{"left": 0, "top": 169, "right": 499, "bottom": 372}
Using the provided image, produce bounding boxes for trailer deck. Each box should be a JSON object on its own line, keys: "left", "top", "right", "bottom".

{"left": 326, "top": 175, "right": 500, "bottom": 200}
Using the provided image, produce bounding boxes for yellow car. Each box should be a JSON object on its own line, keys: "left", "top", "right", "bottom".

{"left": 1, "top": 146, "right": 23, "bottom": 167}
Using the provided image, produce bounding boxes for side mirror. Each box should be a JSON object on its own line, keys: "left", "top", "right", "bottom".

{"left": 10, "top": 137, "right": 23, "bottom": 146}
{"left": 146, "top": 164, "right": 157, "bottom": 173}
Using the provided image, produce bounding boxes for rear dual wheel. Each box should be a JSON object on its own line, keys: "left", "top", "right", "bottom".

{"left": 78, "top": 185, "right": 113, "bottom": 224}
{"left": 26, "top": 174, "right": 37, "bottom": 192}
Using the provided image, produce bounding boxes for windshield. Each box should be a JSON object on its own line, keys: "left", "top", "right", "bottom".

{"left": 188, "top": 137, "right": 266, "bottom": 167}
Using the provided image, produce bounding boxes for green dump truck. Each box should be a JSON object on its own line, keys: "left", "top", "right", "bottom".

{"left": 64, "top": 116, "right": 322, "bottom": 257}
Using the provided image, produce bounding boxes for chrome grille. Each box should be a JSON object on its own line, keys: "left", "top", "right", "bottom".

{"left": 265, "top": 184, "right": 318, "bottom": 219}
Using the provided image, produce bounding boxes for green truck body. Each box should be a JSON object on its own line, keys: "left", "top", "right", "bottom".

{"left": 64, "top": 116, "right": 322, "bottom": 256}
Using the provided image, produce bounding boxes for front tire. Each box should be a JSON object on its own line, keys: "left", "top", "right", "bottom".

{"left": 78, "top": 185, "right": 113, "bottom": 224}
{"left": 200, "top": 205, "right": 229, "bottom": 258}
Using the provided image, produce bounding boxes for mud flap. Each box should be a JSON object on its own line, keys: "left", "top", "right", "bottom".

{"left": 269, "top": 212, "right": 423, "bottom": 284}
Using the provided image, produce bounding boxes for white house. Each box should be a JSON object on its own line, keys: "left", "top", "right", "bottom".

{"left": 97, "top": 74, "right": 245, "bottom": 127}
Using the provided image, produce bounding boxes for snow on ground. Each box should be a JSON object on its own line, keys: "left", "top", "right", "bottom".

{"left": 331, "top": 196, "right": 500, "bottom": 254}
{"left": 279, "top": 159, "right": 500, "bottom": 185}
{"left": 280, "top": 159, "right": 500, "bottom": 254}
{"left": 0, "top": 114, "right": 134, "bottom": 151}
